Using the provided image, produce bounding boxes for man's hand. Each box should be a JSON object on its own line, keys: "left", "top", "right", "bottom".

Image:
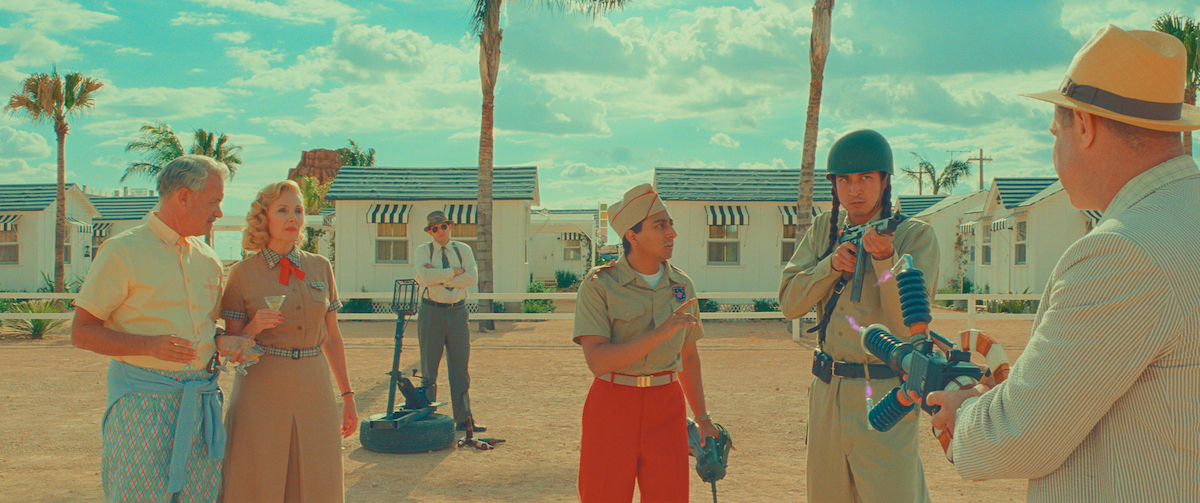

{"left": 651, "top": 298, "right": 700, "bottom": 343}
{"left": 144, "top": 335, "right": 197, "bottom": 364}
{"left": 423, "top": 263, "right": 434, "bottom": 269}
{"left": 215, "top": 335, "right": 255, "bottom": 364}
{"left": 245, "top": 308, "right": 283, "bottom": 337}
{"left": 832, "top": 242, "right": 859, "bottom": 274}
{"left": 925, "top": 384, "right": 989, "bottom": 431}
{"left": 453, "top": 267, "right": 465, "bottom": 276}
{"left": 862, "top": 226, "right": 895, "bottom": 261}
{"left": 697, "top": 419, "right": 720, "bottom": 447}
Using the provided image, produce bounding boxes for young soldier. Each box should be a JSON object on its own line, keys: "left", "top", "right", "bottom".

{"left": 573, "top": 183, "right": 718, "bottom": 502}
{"left": 779, "top": 129, "right": 939, "bottom": 503}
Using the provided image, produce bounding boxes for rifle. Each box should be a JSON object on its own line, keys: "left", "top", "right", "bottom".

{"left": 837, "top": 212, "right": 904, "bottom": 302}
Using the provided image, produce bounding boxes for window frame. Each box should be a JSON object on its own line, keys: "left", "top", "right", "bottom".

{"left": 375, "top": 223, "right": 409, "bottom": 264}
{"left": 781, "top": 224, "right": 796, "bottom": 265}
{"left": 562, "top": 238, "right": 582, "bottom": 261}
{"left": 0, "top": 226, "right": 18, "bottom": 265}
{"left": 981, "top": 225, "right": 992, "bottom": 266}
{"left": 1014, "top": 220, "right": 1028, "bottom": 266}
{"left": 706, "top": 224, "right": 741, "bottom": 266}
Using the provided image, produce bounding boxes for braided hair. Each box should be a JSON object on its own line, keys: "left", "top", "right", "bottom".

{"left": 821, "top": 173, "right": 892, "bottom": 259}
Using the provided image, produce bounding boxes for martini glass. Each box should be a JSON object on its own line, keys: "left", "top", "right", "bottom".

{"left": 265, "top": 295, "right": 286, "bottom": 310}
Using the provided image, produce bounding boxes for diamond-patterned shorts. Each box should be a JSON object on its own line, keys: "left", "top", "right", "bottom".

{"left": 102, "top": 368, "right": 221, "bottom": 503}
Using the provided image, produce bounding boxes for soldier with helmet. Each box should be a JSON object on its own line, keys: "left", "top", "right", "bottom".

{"left": 779, "top": 129, "right": 939, "bottom": 502}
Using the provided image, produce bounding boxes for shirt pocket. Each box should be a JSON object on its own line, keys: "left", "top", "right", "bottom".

{"left": 309, "top": 281, "right": 330, "bottom": 311}
{"left": 609, "top": 297, "right": 647, "bottom": 340}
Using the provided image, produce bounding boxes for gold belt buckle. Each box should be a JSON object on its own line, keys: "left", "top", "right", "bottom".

{"left": 637, "top": 375, "right": 652, "bottom": 387}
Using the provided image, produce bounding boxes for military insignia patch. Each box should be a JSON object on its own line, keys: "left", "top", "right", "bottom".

{"left": 674, "top": 286, "right": 686, "bottom": 303}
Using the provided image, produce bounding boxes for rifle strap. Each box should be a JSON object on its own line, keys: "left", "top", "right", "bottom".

{"left": 807, "top": 275, "right": 850, "bottom": 349}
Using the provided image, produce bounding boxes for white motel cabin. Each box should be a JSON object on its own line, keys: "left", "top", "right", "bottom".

{"left": 528, "top": 208, "right": 603, "bottom": 285}
{"left": 0, "top": 184, "right": 101, "bottom": 292}
{"left": 325, "top": 166, "right": 539, "bottom": 295}
{"left": 652, "top": 168, "right": 834, "bottom": 296}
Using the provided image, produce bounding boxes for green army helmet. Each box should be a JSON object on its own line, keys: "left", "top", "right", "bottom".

{"left": 826, "top": 129, "right": 894, "bottom": 177}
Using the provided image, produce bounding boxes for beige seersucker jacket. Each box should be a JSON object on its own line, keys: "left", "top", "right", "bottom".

{"left": 952, "top": 156, "right": 1200, "bottom": 503}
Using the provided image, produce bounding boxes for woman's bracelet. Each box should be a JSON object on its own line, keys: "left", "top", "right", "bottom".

{"left": 695, "top": 413, "right": 712, "bottom": 423}
{"left": 341, "top": 391, "right": 354, "bottom": 398}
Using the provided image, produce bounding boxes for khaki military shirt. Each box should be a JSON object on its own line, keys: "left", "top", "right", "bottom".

{"left": 779, "top": 209, "right": 939, "bottom": 364}
{"left": 572, "top": 257, "right": 704, "bottom": 375}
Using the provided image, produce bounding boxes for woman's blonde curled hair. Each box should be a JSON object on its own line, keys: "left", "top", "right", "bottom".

{"left": 242, "top": 180, "right": 307, "bottom": 252}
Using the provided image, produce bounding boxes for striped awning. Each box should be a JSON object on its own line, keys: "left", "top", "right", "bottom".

{"left": 0, "top": 214, "right": 19, "bottom": 232}
{"left": 561, "top": 232, "right": 587, "bottom": 241}
{"left": 989, "top": 218, "right": 1011, "bottom": 232}
{"left": 777, "top": 205, "right": 822, "bottom": 226}
{"left": 66, "top": 216, "right": 93, "bottom": 234}
{"left": 958, "top": 220, "right": 978, "bottom": 235}
{"left": 366, "top": 204, "right": 409, "bottom": 224}
{"left": 445, "top": 204, "right": 476, "bottom": 224}
{"left": 1081, "top": 210, "right": 1102, "bottom": 225}
{"left": 705, "top": 205, "right": 749, "bottom": 226}
{"left": 93, "top": 222, "right": 113, "bottom": 238}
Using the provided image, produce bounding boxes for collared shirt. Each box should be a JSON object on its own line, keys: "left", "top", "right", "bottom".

{"left": 951, "top": 156, "right": 1200, "bottom": 502}
{"left": 220, "top": 248, "right": 341, "bottom": 349}
{"left": 572, "top": 257, "right": 704, "bottom": 375}
{"left": 414, "top": 240, "right": 478, "bottom": 304}
{"left": 76, "top": 212, "right": 223, "bottom": 371}
{"left": 779, "top": 208, "right": 940, "bottom": 362}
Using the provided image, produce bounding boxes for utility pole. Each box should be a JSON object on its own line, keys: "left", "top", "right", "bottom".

{"left": 967, "top": 149, "right": 993, "bottom": 191}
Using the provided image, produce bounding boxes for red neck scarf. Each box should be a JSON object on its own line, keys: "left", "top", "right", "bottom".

{"left": 279, "top": 256, "right": 306, "bottom": 285}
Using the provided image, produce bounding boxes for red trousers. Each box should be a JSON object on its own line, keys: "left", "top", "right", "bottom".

{"left": 578, "top": 376, "right": 688, "bottom": 502}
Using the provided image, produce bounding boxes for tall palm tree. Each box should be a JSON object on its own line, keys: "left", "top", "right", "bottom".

{"left": 123, "top": 123, "right": 243, "bottom": 181}
{"left": 468, "top": 0, "right": 628, "bottom": 329}
{"left": 900, "top": 152, "right": 973, "bottom": 195}
{"left": 298, "top": 176, "right": 333, "bottom": 216}
{"left": 1153, "top": 12, "right": 1199, "bottom": 156}
{"left": 338, "top": 139, "right": 375, "bottom": 167}
{"left": 5, "top": 68, "right": 104, "bottom": 293}
{"left": 797, "top": 0, "right": 834, "bottom": 243}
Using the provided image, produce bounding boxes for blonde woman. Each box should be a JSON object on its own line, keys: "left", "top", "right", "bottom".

{"left": 219, "top": 180, "right": 355, "bottom": 502}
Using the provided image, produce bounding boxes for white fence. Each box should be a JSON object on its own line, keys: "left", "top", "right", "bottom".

{"left": 2, "top": 291, "right": 1040, "bottom": 332}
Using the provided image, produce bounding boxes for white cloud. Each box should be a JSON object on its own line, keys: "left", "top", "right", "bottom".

{"left": 115, "top": 47, "right": 152, "bottom": 56}
{"left": 170, "top": 11, "right": 227, "bottom": 25}
{"left": 710, "top": 133, "right": 739, "bottom": 148}
{"left": 214, "top": 31, "right": 252, "bottom": 44}
{"left": 0, "top": 127, "right": 53, "bottom": 159}
{"left": 0, "top": 158, "right": 57, "bottom": 184}
{"left": 188, "top": 0, "right": 358, "bottom": 24}
{"left": 4, "top": 0, "right": 119, "bottom": 32}
{"left": 738, "top": 158, "right": 789, "bottom": 170}
{"left": 561, "top": 162, "right": 632, "bottom": 178}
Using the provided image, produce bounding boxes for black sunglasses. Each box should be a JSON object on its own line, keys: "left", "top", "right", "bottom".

{"left": 430, "top": 223, "right": 450, "bottom": 231}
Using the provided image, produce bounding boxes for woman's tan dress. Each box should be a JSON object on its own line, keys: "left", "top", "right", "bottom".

{"left": 219, "top": 248, "right": 343, "bottom": 503}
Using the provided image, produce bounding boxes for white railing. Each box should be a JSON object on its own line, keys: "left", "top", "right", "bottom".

{"left": 0, "top": 291, "right": 1040, "bottom": 329}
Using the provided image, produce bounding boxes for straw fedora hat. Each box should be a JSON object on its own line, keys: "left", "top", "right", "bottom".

{"left": 1023, "top": 24, "right": 1200, "bottom": 132}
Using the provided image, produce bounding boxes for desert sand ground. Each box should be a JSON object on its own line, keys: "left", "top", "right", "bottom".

{"left": 1, "top": 310, "right": 1034, "bottom": 502}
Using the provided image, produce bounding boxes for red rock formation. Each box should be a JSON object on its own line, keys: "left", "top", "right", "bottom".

{"left": 288, "top": 148, "right": 343, "bottom": 184}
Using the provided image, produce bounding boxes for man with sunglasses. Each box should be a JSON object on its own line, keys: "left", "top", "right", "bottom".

{"left": 415, "top": 210, "right": 483, "bottom": 432}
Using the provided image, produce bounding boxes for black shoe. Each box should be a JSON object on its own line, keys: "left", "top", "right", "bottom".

{"left": 456, "top": 423, "right": 487, "bottom": 433}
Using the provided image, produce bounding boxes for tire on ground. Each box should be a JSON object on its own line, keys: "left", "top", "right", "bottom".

{"left": 359, "top": 412, "right": 455, "bottom": 454}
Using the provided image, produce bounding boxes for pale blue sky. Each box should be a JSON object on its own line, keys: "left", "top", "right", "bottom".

{"left": 1, "top": 0, "right": 1197, "bottom": 258}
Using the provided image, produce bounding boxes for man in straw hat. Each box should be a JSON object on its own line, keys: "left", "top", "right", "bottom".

{"left": 415, "top": 210, "right": 484, "bottom": 432}
{"left": 779, "top": 128, "right": 939, "bottom": 503}
{"left": 922, "top": 25, "right": 1200, "bottom": 502}
{"left": 572, "top": 183, "right": 719, "bottom": 502}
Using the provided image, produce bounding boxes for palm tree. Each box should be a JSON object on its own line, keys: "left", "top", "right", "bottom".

{"left": 123, "top": 123, "right": 243, "bottom": 181}
{"left": 5, "top": 67, "right": 104, "bottom": 293}
{"left": 338, "top": 139, "right": 375, "bottom": 167}
{"left": 900, "top": 153, "right": 973, "bottom": 195}
{"left": 122, "top": 122, "right": 184, "bottom": 182}
{"left": 298, "top": 176, "right": 333, "bottom": 216}
{"left": 797, "top": 0, "right": 834, "bottom": 243}
{"left": 468, "top": 0, "right": 628, "bottom": 329}
{"left": 1153, "top": 12, "right": 1199, "bottom": 156}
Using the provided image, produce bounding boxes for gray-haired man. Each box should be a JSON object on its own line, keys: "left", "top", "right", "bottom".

{"left": 415, "top": 210, "right": 483, "bottom": 431}
{"left": 72, "top": 155, "right": 251, "bottom": 502}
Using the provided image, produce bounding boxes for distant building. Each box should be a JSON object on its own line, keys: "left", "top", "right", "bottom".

{"left": 326, "top": 166, "right": 539, "bottom": 294}
{"left": 0, "top": 184, "right": 100, "bottom": 291}
{"left": 913, "top": 191, "right": 989, "bottom": 290}
{"left": 653, "top": 168, "right": 833, "bottom": 295}
{"left": 87, "top": 195, "right": 159, "bottom": 250}
{"left": 528, "top": 208, "right": 601, "bottom": 285}
{"left": 897, "top": 194, "right": 948, "bottom": 216}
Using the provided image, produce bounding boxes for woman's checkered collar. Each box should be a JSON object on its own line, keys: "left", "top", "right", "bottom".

{"left": 260, "top": 247, "right": 302, "bottom": 270}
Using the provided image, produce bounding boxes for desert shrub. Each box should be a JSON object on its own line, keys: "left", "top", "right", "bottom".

{"left": 523, "top": 281, "right": 556, "bottom": 313}
{"left": 554, "top": 270, "right": 579, "bottom": 290}
{"left": 2, "top": 300, "right": 70, "bottom": 339}
{"left": 752, "top": 298, "right": 779, "bottom": 312}
{"left": 698, "top": 298, "right": 720, "bottom": 313}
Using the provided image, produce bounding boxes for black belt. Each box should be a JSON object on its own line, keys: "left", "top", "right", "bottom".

{"left": 421, "top": 298, "right": 465, "bottom": 308}
{"left": 813, "top": 350, "right": 897, "bottom": 383}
